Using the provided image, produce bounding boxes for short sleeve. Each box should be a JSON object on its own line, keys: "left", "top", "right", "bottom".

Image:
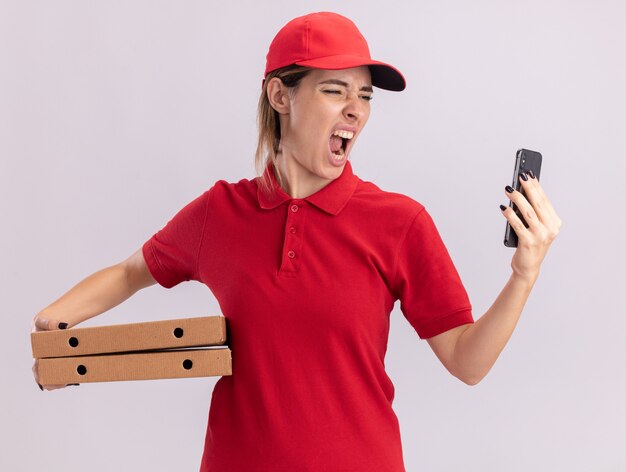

{"left": 142, "top": 189, "right": 212, "bottom": 288}
{"left": 392, "top": 208, "right": 474, "bottom": 339}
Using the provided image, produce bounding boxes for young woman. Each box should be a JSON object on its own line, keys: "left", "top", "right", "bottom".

{"left": 33, "top": 11, "right": 561, "bottom": 472}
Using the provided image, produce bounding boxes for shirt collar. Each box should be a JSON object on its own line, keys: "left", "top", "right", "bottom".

{"left": 257, "top": 160, "right": 359, "bottom": 216}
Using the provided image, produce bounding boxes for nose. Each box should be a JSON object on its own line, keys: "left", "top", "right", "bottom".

{"left": 342, "top": 92, "right": 368, "bottom": 123}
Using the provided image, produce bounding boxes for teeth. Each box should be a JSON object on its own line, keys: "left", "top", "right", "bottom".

{"left": 332, "top": 148, "right": 345, "bottom": 159}
{"left": 332, "top": 130, "right": 354, "bottom": 140}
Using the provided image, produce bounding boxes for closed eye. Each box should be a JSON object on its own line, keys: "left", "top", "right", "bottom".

{"left": 323, "top": 90, "right": 373, "bottom": 101}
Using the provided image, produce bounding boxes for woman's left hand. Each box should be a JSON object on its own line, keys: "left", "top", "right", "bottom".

{"left": 500, "top": 171, "right": 563, "bottom": 282}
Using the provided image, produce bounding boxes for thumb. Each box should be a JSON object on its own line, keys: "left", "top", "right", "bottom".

{"left": 33, "top": 316, "right": 68, "bottom": 332}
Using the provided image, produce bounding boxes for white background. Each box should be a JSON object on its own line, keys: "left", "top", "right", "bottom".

{"left": 2, "top": 1, "right": 625, "bottom": 470}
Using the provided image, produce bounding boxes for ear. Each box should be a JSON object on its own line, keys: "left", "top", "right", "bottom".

{"left": 266, "top": 77, "right": 291, "bottom": 115}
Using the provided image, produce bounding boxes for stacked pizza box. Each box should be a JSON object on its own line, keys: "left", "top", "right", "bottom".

{"left": 31, "top": 316, "right": 232, "bottom": 384}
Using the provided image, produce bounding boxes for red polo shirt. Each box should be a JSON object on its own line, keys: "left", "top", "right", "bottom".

{"left": 142, "top": 161, "right": 473, "bottom": 472}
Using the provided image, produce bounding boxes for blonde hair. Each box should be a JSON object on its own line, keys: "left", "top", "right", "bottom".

{"left": 255, "top": 65, "right": 312, "bottom": 195}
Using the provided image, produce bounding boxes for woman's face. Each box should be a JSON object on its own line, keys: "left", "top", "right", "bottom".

{"left": 276, "top": 66, "right": 372, "bottom": 192}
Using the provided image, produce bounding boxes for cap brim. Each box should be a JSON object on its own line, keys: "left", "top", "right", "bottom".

{"left": 295, "top": 55, "right": 406, "bottom": 92}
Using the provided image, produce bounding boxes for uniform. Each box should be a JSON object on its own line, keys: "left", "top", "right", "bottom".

{"left": 142, "top": 161, "right": 474, "bottom": 471}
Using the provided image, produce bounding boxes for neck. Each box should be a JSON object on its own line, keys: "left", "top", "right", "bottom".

{"left": 275, "top": 152, "right": 333, "bottom": 199}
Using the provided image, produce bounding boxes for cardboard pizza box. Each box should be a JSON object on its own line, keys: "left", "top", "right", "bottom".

{"left": 36, "top": 348, "right": 232, "bottom": 384}
{"left": 31, "top": 316, "right": 227, "bottom": 359}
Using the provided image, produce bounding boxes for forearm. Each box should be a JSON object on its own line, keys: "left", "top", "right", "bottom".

{"left": 452, "top": 272, "right": 537, "bottom": 384}
{"left": 36, "top": 263, "right": 136, "bottom": 328}
{"left": 428, "top": 165, "right": 561, "bottom": 385}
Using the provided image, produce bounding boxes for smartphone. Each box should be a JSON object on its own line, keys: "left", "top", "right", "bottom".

{"left": 503, "top": 148, "right": 543, "bottom": 247}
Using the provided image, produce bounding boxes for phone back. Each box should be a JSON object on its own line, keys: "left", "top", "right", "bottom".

{"left": 504, "top": 149, "right": 543, "bottom": 247}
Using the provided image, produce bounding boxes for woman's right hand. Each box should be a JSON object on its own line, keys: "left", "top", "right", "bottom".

{"left": 31, "top": 314, "right": 75, "bottom": 391}
{"left": 30, "top": 248, "right": 156, "bottom": 391}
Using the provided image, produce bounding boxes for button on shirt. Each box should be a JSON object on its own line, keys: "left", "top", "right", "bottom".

{"left": 142, "top": 161, "right": 474, "bottom": 472}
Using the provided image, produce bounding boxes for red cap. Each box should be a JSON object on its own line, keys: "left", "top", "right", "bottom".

{"left": 264, "top": 12, "right": 406, "bottom": 92}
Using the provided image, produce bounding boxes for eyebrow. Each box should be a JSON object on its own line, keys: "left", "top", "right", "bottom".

{"left": 318, "top": 79, "right": 373, "bottom": 93}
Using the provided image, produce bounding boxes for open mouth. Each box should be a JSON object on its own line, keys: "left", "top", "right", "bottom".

{"left": 329, "top": 130, "right": 354, "bottom": 160}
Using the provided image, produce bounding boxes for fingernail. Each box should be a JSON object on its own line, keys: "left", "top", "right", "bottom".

{"left": 38, "top": 384, "right": 44, "bottom": 391}
{"left": 58, "top": 322, "right": 68, "bottom": 330}
{"left": 520, "top": 173, "right": 529, "bottom": 181}
{"left": 500, "top": 204, "right": 507, "bottom": 211}
{"left": 505, "top": 185, "right": 515, "bottom": 193}
{"left": 528, "top": 169, "right": 536, "bottom": 179}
